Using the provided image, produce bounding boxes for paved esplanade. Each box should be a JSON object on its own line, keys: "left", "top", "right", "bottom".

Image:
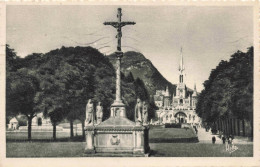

{"left": 197, "top": 127, "right": 252, "bottom": 144}
{"left": 197, "top": 127, "right": 218, "bottom": 143}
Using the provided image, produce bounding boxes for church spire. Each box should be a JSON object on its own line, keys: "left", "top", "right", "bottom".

{"left": 179, "top": 47, "right": 185, "bottom": 73}
{"left": 178, "top": 47, "right": 185, "bottom": 83}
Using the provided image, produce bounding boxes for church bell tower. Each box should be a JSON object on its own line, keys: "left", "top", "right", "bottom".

{"left": 173, "top": 48, "right": 187, "bottom": 109}
{"left": 177, "top": 48, "right": 186, "bottom": 99}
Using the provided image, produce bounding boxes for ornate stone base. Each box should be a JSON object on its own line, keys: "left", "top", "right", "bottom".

{"left": 84, "top": 117, "right": 150, "bottom": 157}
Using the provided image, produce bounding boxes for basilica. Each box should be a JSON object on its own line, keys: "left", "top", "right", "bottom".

{"left": 153, "top": 49, "right": 201, "bottom": 126}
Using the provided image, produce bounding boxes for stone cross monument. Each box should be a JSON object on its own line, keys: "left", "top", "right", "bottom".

{"left": 104, "top": 8, "right": 135, "bottom": 115}
{"left": 84, "top": 8, "right": 150, "bottom": 157}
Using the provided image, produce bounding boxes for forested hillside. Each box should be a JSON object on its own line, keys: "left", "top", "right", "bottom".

{"left": 109, "top": 51, "right": 177, "bottom": 96}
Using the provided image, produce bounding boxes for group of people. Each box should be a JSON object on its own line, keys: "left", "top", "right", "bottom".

{"left": 85, "top": 99, "right": 103, "bottom": 125}
{"left": 134, "top": 98, "right": 149, "bottom": 125}
{"left": 221, "top": 135, "right": 237, "bottom": 152}
{"left": 211, "top": 134, "right": 238, "bottom": 153}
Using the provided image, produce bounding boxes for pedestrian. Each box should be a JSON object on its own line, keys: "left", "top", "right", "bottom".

{"left": 212, "top": 136, "right": 216, "bottom": 144}
{"left": 225, "top": 135, "right": 229, "bottom": 151}
{"left": 228, "top": 135, "right": 233, "bottom": 150}
{"left": 194, "top": 126, "right": 198, "bottom": 134}
{"left": 226, "top": 135, "right": 232, "bottom": 151}
{"left": 222, "top": 135, "right": 226, "bottom": 144}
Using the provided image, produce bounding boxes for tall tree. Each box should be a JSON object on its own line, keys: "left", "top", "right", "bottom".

{"left": 134, "top": 77, "right": 149, "bottom": 101}
{"left": 6, "top": 68, "right": 41, "bottom": 140}
{"left": 196, "top": 47, "right": 253, "bottom": 133}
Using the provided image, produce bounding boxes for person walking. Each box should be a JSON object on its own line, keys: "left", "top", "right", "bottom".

{"left": 194, "top": 126, "right": 198, "bottom": 134}
{"left": 212, "top": 136, "right": 216, "bottom": 144}
{"left": 227, "top": 135, "right": 232, "bottom": 151}
{"left": 225, "top": 135, "right": 229, "bottom": 151}
{"left": 221, "top": 135, "right": 226, "bottom": 144}
{"left": 228, "top": 135, "right": 233, "bottom": 150}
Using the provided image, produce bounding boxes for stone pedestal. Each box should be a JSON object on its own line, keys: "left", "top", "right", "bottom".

{"left": 84, "top": 117, "right": 150, "bottom": 156}
{"left": 84, "top": 128, "right": 95, "bottom": 153}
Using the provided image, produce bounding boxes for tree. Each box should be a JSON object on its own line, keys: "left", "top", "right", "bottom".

{"left": 6, "top": 44, "right": 22, "bottom": 72}
{"left": 134, "top": 77, "right": 149, "bottom": 101}
{"left": 196, "top": 47, "right": 253, "bottom": 134}
{"left": 35, "top": 46, "right": 115, "bottom": 139}
{"left": 126, "top": 72, "right": 135, "bottom": 82}
{"left": 6, "top": 45, "right": 158, "bottom": 140}
{"left": 6, "top": 68, "right": 41, "bottom": 140}
{"left": 148, "top": 100, "right": 157, "bottom": 121}
{"left": 121, "top": 77, "right": 136, "bottom": 121}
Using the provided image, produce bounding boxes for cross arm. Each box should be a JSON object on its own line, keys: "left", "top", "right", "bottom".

{"left": 120, "top": 22, "right": 136, "bottom": 27}
{"left": 104, "top": 22, "right": 118, "bottom": 28}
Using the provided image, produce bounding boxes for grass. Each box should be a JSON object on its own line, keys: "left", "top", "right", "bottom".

{"left": 6, "top": 131, "right": 71, "bottom": 140}
{"left": 150, "top": 143, "right": 253, "bottom": 157}
{"left": 6, "top": 142, "right": 253, "bottom": 157}
{"left": 5, "top": 126, "right": 253, "bottom": 157}
{"left": 149, "top": 126, "right": 198, "bottom": 142}
{"left": 149, "top": 126, "right": 196, "bottom": 138}
{"left": 7, "top": 126, "right": 195, "bottom": 142}
{"left": 6, "top": 142, "right": 85, "bottom": 157}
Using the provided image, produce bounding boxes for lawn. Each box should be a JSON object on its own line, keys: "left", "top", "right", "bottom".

{"left": 6, "top": 126, "right": 196, "bottom": 142}
{"left": 6, "top": 142, "right": 253, "bottom": 157}
{"left": 150, "top": 143, "right": 253, "bottom": 157}
{"left": 149, "top": 126, "right": 198, "bottom": 142}
{"left": 5, "top": 126, "right": 253, "bottom": 157}
{"left": 6, "top": 131, "right": 71, "bottom": 141}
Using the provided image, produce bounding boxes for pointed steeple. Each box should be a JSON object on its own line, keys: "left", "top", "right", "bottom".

{"left": 178, "top": 47, "right": 185, "bottom": 83}
{"left": 179, "top": 47, "right": 185, "bottom": 73}
{"left": 192, "top": 83, "right": 197, "bottom": 97}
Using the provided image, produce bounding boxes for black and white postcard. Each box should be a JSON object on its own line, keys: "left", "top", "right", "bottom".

{"left": 0, "top": 1, "right": 259, "bottom": 167}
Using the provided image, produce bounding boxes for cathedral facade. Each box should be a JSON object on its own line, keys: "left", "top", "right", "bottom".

{"left": 153, "top": 49, "right": 200, "bottom": 125}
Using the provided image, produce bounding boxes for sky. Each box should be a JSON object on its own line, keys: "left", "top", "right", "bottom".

{"left": 7, "top": 5, "right": 253, "bottom": 92}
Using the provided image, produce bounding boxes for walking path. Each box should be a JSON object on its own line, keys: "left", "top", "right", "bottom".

{"left": 197, "top": 127, "right": 218, "bottom": 143}
{"left": 197, "top": 127, "right": 253, "bottom": 144}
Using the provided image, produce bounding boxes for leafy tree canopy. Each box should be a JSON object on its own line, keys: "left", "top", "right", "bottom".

{"left": 196, "top": 47, "right": 253, "bottom": 125}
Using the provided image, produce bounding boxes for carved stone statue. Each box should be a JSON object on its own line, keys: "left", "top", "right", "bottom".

{"left": 142, "top": 101, "right": 148, "bottom": 125}
{"left": 96, "top": 102, "right": 103, "bottom": 124}
{"left": 120, "top": 107, "right": 126, "bottom": 117}
{"left": 85, "top": 99, "right": 94, "bottom": 126}
{"left": 115, "top": 108, "right": 120, "bottom": 117}
{"left": 110, "top": 107, "right": 114, "bottom": 117}
{"left": 135, "top": 98, "right": 143, "bottom": 124}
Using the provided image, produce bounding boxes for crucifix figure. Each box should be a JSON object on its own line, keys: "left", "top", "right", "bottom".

{"left": 104, "top": 8, "right": 135, "bottom": 105}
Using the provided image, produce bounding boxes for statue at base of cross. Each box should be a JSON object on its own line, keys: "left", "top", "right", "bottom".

{"left": 96, "top": 102, "right": 103, "bottom": 125}
{"left": 85, "top": 99, "right": 94, "bottom": 126}
{"left": 135, "top": 98, "right": 143, "bottom": 125}
{"left": 142, "top": 101, "right": 148, "bottom": 125}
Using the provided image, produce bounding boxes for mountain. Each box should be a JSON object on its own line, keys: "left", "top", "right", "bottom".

{"left": 108, "top": 51, "right": 177, "bottom": 96}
